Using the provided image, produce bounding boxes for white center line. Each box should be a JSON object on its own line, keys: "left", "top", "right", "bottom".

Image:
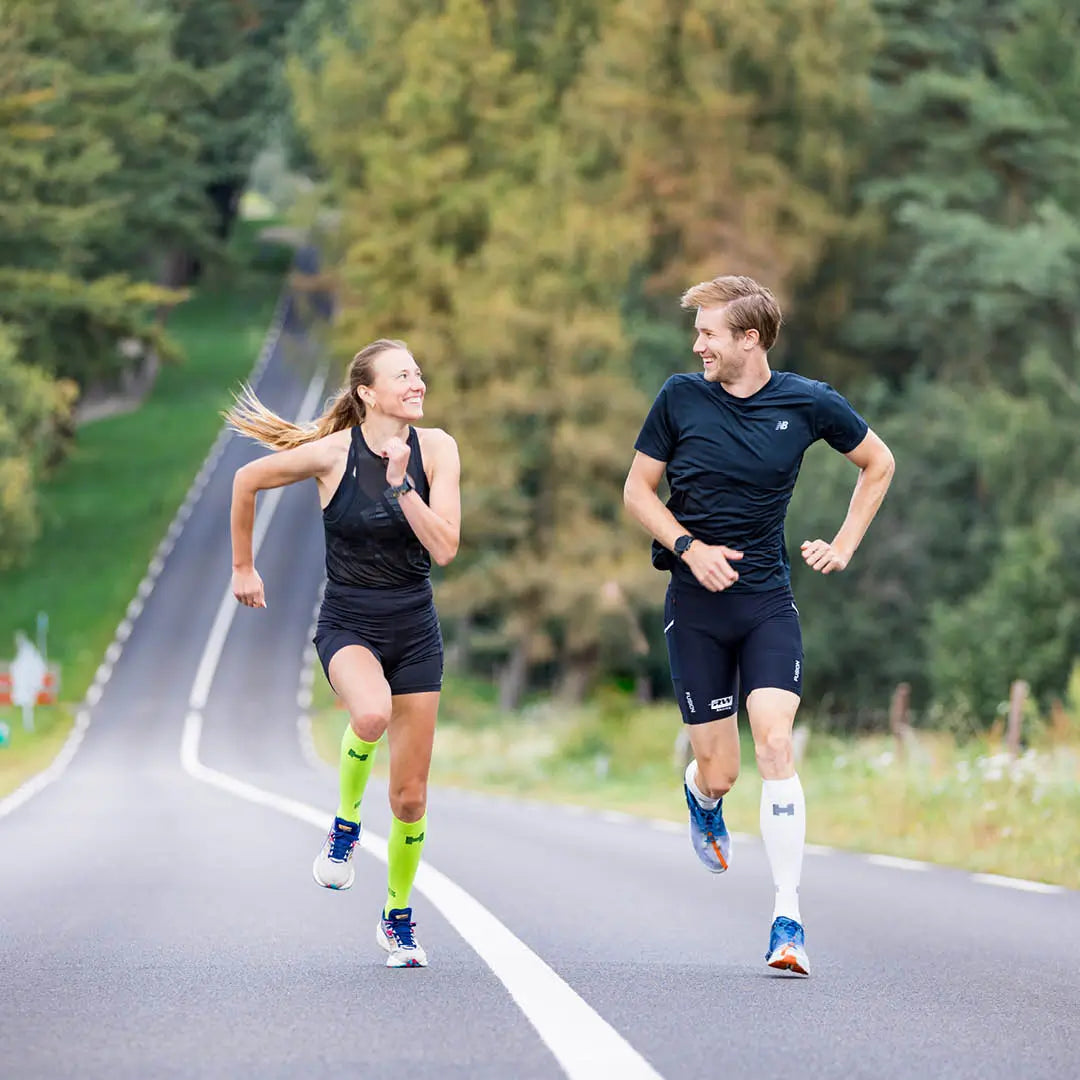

{"left": 181, "top": 376, "right": 664, "bottom": 1080}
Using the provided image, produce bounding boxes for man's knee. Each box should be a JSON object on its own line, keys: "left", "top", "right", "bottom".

{"left": 754, "top": 730, "right": 794, "bottom": 777}
{"left": 696, "top": 753, "right": 739, "bottom": 798}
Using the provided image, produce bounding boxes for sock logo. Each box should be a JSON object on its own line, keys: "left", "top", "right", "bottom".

{"left": 404, "top": 832, "right": 425, "bottom": 845}
{"left": 772, "top": 802, "right": 796, "bottom": 816}
{"left": 347, "top": 749, "right": 369, "bottom": 760}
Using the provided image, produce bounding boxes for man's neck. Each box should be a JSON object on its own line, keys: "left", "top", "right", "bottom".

{"left": 721, "top": 356, "right": 772, "bottom": 399}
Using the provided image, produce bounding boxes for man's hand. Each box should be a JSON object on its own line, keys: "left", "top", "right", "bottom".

{"left": 232, "top": 565, "right": 266, "bottom": 608}
{"left": 800, "top": 539, "right": 850, "bottom": 574}
{"left": 382, "top": 436, "right": 412, "bottom": 486}
{"left": 683, "top": 541, "right": 744, "bottom": 592}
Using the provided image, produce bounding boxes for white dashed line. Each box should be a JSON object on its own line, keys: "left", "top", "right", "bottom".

{"left": 971, "top": 873, "right": 1065, "bottom": 894}
{"left": 0, "top": 286, "right": 293, "bottom": 820}
{"left": 866, "top": 854, "right": 931, "bottom": 872}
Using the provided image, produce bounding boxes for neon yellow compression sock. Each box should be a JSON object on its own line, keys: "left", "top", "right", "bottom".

{"left": 335, "top": 726, "right": 378, "bottom": 823}
{"left": 384, "top": 813, "right": 427, "bottom": 915}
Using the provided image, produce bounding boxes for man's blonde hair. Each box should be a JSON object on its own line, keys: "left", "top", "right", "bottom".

{"left": 680, "top": 275, "right": 782, "bottom": 351}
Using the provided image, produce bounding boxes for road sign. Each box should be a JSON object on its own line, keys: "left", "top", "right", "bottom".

{"left": 2, "top": 632, "right": 59, "bottom": 731}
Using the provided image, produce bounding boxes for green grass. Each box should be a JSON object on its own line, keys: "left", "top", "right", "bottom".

{"left": 310, "top": 674, "right": 1080, "bottom": 890}
{"left": 0, "top": 242, "right": 286, "bottom": 798}
{"left": 0, "top": 706, "right": 74, "bottom": 796}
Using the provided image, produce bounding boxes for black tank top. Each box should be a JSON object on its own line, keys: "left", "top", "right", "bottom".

{"left": 322, "top": 426, "right": 432, "bottom": 588}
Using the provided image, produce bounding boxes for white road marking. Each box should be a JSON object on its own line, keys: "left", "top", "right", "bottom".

{"left": 649, "top": 819, "right": 682, "bottom": 833}
{"left": 866, "top": 854, "right": 930, "bottom": 871}
{"left": 804, "top": 843, "right": 834, "bottom": 856}
{"left": 0, "top": 287, "right": 292, "bottom": 820}
{"left": 0, "top": 711, "right": 90, "bottom": 818}
{"left": 181, "top": 383, "right": 665, "bottom": 1080}
{"left": 181, "top": 713, "right": 664, "bottom": 1080}
{"left": 971, "top": 873, "right": 1065, "bottom": 895}
{"left": 189, "top": 368, "right": 326, "bottom": 711}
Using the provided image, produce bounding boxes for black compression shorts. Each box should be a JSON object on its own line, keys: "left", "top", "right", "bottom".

{"left": 314, "top": 580, "right": 444, "bottom": 696}
{"left": 663, "top": 583, "right": 803, "bottom": 725}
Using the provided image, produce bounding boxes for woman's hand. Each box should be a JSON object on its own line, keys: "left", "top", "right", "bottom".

{"left": 382, "top": 436, "right": 412, "bottom": 486}
{"left": 232, "top": 566, "right": 266, "bottom": 608}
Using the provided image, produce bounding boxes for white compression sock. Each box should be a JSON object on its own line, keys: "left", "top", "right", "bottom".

{"left": 685, "top": 759, "right": 720, "bottom": 809}
{"left": 759, "top": 774, "right": 806, "bottom": 922}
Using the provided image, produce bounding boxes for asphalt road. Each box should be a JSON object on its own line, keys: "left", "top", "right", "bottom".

{"left": 1, "top": 294, "right": 1077, "bottom": 1080}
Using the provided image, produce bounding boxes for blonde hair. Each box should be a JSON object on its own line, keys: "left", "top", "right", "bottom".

{"left": 680, "top": 275, "right": 782, "bottom": 351}
{"left": 224, "top": 338, "right": 408, "bottom": 450}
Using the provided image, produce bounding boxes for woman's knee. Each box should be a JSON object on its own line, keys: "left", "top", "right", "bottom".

{"left": 350, "top": 709, "right": 390, "bottom": 743}
{"left": 389, "top": 780, "right": 427, "bottom": 823}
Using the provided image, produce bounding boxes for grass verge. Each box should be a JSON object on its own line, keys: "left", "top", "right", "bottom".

{"left": 0, "top": 233, "right": 286, "bottom": 799}
{"left": 310, "top": 674, "right": 1080, "bottom": 890}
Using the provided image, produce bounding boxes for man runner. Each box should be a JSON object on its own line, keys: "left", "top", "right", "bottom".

{"left": 623, "top": 275, "right": 895, "bottom": 975}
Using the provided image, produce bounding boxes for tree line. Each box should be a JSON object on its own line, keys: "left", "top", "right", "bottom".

{"left": 5, "top": 0, "right": 1078, "bottom": 729}
{"left": 289, "top": 0, "right": 1080, "bottom": 727}
{"left": 0, "top": 0, "right": 309, "bottom": 569}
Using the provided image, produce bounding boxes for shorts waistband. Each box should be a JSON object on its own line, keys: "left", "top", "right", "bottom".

{"left": 322, "top": 577, "right": 433, "bottom": 613}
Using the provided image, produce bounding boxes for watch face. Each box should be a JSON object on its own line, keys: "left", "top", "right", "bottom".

{"left": 675, "top": 536, "right": 691, "bottom": 554}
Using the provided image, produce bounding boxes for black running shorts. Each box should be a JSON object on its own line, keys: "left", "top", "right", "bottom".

{"left": 314, "top": 580, "right": 444, "bottom": 696}
{"left": 663, "top": 583, "right": 803, "bottom": 725}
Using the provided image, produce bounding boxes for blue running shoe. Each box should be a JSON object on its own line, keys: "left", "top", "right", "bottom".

{"left": 684, "top": 783, "right": 731, "bottom": 873}
{"left": 766, "top": 916, "right": 810, "bottom": 975}
{"left": 312, "top": 816, "right": 360, "bottom": 890}
{"left": 377, "top": 907, "right": 428, "bottom": 968}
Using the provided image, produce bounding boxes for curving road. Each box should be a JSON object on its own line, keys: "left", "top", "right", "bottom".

{"left": 1, "top": 292, "right": 1077, "bottom": 1080}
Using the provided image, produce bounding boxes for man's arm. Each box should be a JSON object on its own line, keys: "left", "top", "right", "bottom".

{"left": 623, "top": 451, "right": 743, "bottom": 592}
{"left": 801, "top": 429, "right": 895, "bottom": 574}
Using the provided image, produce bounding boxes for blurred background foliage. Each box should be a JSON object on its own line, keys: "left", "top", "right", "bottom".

{"left": 2, "top": 0, "right": 1078, "bottom": 733}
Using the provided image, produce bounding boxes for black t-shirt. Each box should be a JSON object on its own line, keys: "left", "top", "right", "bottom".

{"left": 634, "top": 370, "right": 868, "bottom": 592}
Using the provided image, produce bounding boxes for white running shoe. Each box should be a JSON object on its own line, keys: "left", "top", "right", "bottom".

{"left": 377, "top": 908, "right": 428, "bottom": 968}
{"left": 312, "top": 816, "right": 360, "bottom": 890}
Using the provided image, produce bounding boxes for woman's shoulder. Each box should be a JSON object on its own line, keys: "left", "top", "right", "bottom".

{"left": 414, "top": 426, "right": 458, "bottom": 452}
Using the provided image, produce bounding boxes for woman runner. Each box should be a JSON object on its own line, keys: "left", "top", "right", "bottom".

{"left": 225, "top": 338, "right": 461, "bottom": 968}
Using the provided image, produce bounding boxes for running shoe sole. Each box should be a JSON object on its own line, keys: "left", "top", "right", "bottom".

{"left": 767, "top": 944, "right": 810, "bottom": 975}
{"left": 312, "top": 859, "right": 355, "bottom": 890}
{"left": 376, "top": 922, "right": 427, "bottom": 968}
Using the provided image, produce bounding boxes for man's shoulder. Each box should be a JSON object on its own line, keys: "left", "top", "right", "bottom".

{"left": 661, "top": 371, "right": 707, "bottom": 392}
{"left": 768, "top": 370, "right": 836, "bottom": 405}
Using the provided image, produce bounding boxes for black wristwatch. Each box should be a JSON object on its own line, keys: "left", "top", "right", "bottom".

{"left": 386, "top": 475, "right": 415, "bottom": 500}
{"left": 673, "top": 534, "right": 695, "bottom": 559}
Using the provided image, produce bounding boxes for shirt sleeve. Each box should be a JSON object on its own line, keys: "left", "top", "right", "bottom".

{"left": 634, "top": 378, "right": 677, "bottom": 462}
{"left": 813, "top": 381, "right": 869, "bottom": 453}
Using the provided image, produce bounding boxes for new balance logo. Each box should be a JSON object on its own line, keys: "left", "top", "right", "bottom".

{"left": 710, "top": 696, "right": 734, "bottom": 712}
{"left": 347, "top": 749, "right": 369, "bottom": 760}
{"left": 775, "top": 420, "right": 789, "bottom": 430}
{"left": 405, "top": 832, "right": 425, "bottom": 845}
{"left": 773, "top": 803, "right": 796, "bottom": 816}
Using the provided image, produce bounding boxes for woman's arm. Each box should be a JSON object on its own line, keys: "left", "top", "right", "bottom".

{"left": 390, "top": 429, "right": 461, "bottom": 566}
{"left": 230, "top": 437, "right": 339, "bottom": 606}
